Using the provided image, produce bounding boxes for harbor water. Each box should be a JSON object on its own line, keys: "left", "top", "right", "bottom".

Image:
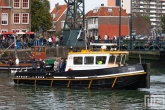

{"left": 0, "top": 68, "right": 165, "bottom": 110}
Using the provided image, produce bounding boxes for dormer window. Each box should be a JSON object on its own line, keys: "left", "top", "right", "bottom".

{"left": 108, "top": 8, "right": 112, "bottom": 12}
{"left": 93, "top": 9, "right": 98, "bottom": 13}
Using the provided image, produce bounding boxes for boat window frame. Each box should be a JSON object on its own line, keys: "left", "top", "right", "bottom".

{"left": 73, "top": 56, "right": 83, "bottom": 65}
{"left": 84, "top": 56, "right": 94, "bottom": 65}
{"left": 95, "top": 56, "right": 107, "bottom": 65}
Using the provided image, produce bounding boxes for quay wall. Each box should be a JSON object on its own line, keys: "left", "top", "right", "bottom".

{"left": 1, "top": 46, "right": 70, "bottom": 60}
{"left": 1, "top": 46, "right": 165, "bottom": 68}
{"left": 1, "top": 47, "right": 164, "bottom": 62}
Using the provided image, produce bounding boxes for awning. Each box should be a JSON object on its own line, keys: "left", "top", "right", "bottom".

{"left": 2, "top": 32, "right": 14, "bottom": 34}
{"left": 25, "top": 32, "right": 35, "bottom": 34}
{"left": 16, "top": 32, "right": 25, "bottom": 34}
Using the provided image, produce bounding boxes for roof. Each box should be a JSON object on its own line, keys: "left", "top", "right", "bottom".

{"left": 51, "top": 4, "right": 67, "bottom": 21}
{"left": 0, "top": 0, "right": 7, "bottom": 6}
{"left": 85, "top": 6, "right": 128, "bottom": 17}
{"left": 68, "top": 49, "right": 129, "bottom": 55}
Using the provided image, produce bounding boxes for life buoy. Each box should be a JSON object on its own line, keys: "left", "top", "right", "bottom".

{"left": 68, "top": 68, "right": 73, "bottom": 71}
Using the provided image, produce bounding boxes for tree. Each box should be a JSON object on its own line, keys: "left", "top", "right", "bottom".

{"left": 142, "top": 15, "right": 150, "bottom": 23}
{"left": 31, "top": 0, "right": 52, "bottom": 32}
{"left": 55, "top": 29, "right": 62, "bottom": 37}
{"left": 161, "top": 14, "right": 165, "bottom": 33}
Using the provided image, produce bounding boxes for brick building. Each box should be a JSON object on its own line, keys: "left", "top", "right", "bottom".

{"left": 50, "top": 3, "right": 67, "bottom": 33}
{"left": 85, "top": 5, "right": 129, "bottom": 39}
{"left": 132, "top": 13, "right": 151, "bottom": 35}
{"left": 0, "top": 0, "right": 31, "bottom": 33}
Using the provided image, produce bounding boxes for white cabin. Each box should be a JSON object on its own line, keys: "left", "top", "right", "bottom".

{"left": 65, "top": 48, "right": 129, "bottom": 71}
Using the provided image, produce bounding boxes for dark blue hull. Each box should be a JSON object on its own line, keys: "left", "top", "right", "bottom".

{"left": 13, "top": 64, "right": 148, "bottom": 90}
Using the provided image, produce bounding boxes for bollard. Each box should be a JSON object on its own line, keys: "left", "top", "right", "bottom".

{"left": 138, "top": 63, "right": 150, "bottom": 88}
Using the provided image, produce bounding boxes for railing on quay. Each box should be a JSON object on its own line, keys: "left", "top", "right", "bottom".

{"left": 86, "top": 39, "right": 165, "bottom": 51}
{"left": 1, "top": 39, "right": 165, "bottom": 51}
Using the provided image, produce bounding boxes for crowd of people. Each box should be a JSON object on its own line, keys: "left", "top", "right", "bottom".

{"left": 0, "top": 34, "right": 64, "bottom": 50}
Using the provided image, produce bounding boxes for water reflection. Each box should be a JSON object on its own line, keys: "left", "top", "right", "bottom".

{"left": 0, "top": 73, "right": 164, "bottom": 110}
{"left": 12, "top": 85, "right": 149, "bottom": 110}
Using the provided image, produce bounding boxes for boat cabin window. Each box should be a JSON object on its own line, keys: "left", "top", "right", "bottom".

{"left": 31, "top": 47, "right": 35, "bottom": 52}
{"left": 96, "top": 56, "right": 106, "bottom": 65}
{"left": 31, "top": 46, "right": 46, "bottom": 52}
{"left": 36, "top": 47, "right": 45, "bottom": 52}
{"left": 84, "top": 56, "right": 94, "bottom": 65}
{"left": 73, "top": 57, "right": 83, "bottom": 65}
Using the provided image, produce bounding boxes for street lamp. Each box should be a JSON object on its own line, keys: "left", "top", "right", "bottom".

{"left": 118, "top": 2, "right": 121, "bottom": 50}
{"left": 130, "top": 0, "right": 132, "bottom": 50}
{"left": 159, "top": 27, "right": 162, "bottom": 37}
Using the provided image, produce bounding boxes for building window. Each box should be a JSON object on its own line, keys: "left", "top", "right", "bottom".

{"left": 22, "top": 30, "right": 27, "bottom": 32}
{"left": 1, "top": 30, "right": 7, "bottom": 33}
{"left": 108, "top": 8, "right": 112, "bottom": 12}
{"left": 14, "top": 0, "right": 20, "bottom": 8}
{"left": 1, "top": 13, "right": 8, "bottom": 25}
{"left": 14, "top": 13, "right": 20, "bottom": 24}
{"left": 88, "top": 19, "right": 92, "bottom": 24}
{"left": 96, "top": 18, "right": 98, "bottom": 24}
{"left": 22, "top": 0, "right": 29, "bottom": 9}
{"left": 12, "top": 29, "right": 20, "bottom": 33}
{"left": 22, "top": 13, "right": 29, "bottom": 24}
{"left": 93, "top": 9, "right": 98, "bottom": 13}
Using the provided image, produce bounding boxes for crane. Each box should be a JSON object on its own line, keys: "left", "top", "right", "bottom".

{"left": 63, "top": 0, "right": 85, "bottom": 47}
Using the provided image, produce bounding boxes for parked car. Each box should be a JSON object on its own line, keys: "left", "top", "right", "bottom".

{"left": 138, "top": 35, "right": 148, "bottom": 40}
{"left": 136, "top": 35, "right": 148, "bottom": 40}
{"left": 124, "top": 36, "right": 130, "bottom": 40}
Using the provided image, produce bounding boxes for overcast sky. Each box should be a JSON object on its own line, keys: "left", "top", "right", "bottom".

{"left": 49, "top": 0, "right": 107, "bottom": 13}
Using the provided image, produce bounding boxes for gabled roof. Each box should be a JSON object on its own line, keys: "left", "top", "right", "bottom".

{"left": 85, "top": 6, "right": 128, "bottom": 17}
{"left": 51, "top": 4, "right": 67, "bottom": 21}
{"left": 0, "top": 0, "right": 7, "bottom": 6}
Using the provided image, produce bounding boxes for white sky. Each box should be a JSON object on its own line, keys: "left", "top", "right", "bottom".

{"left": 49, "top": 0, "right": 107, "bottom": 13}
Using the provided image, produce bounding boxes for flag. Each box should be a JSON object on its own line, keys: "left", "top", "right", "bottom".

{"left": 77, "top": 29, "right": 82, "bottom": 39}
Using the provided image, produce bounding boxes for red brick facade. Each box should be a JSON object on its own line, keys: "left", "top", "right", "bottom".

{"left": 99, "top": 25, "right": 129, "bottom": 39}
{"left": 86, "top": 6, "right": 129, "bottom": 39}
{"left": 0, "top": 0, "right": 31, "bottom": 33}
{"left": 51, "top": 4, "right": 67, "bottom": 33}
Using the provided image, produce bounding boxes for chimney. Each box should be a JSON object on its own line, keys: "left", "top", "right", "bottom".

{"left": 101, "top": 4, "right": 104, "bottom": 6}
{"left": 55, "top": 3, "right": 59, "bottom": 12}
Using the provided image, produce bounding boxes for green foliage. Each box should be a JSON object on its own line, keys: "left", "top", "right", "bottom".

{"left": 161, "top": 14, "right": 165, "bottom": 33}
{"left": 1, "top": 52, "right": 8, "bottom": 57}
{"left": 142, "top": 15, "right": 150, "bottom": 23}
{"left": 55, "top": 29, "right": 62, "bottom": 36}
{"left": 31, "top": 0, "right": 52, "bottom": 32}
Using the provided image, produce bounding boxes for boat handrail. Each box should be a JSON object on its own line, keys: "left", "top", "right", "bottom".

{"left": 90, "top": 43, "right": 117, "bottom": 46}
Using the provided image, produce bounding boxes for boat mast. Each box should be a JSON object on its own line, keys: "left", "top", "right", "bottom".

{"left": 13, "top": 35, "right": 18, "bottom": 59}
{"left": 85, "top": 30, "right": 87, "bottom": 50}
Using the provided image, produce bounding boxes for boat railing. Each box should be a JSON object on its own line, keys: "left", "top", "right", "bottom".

{"left": 90, "top": 43, "right": 118, "bottom": 51}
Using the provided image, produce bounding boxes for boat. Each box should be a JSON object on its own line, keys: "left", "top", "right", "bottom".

{"left": 0, "top": 45, "right": 52, "bottom": 73}
{"left": 12, "top": 43, "right": 150, "bottom": 90}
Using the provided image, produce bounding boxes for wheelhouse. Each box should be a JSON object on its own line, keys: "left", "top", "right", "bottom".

{"left": 31, "top": 46, "right": 46, "bottom": 60}
{"left": 65, "top": 49, "right": 129, "bottom": 71}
